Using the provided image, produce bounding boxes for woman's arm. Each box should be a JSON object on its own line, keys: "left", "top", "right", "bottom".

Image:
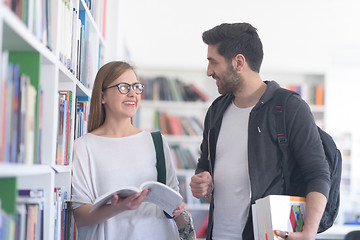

{"left": 275, "top": 191, "right": 327, "bottom": 240}
{"left": 74, "top": 190, "right": 149, "bottom": 227}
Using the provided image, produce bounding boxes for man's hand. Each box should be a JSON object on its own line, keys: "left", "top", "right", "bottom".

{"left": 190, "top": 171, "right": 212, "bottom": 199}
{"left": 274, "top": 192, "right": 327, "bottom": 240}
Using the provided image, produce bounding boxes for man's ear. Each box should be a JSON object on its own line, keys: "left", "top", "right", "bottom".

{"left": 233, "top": 54, "right": 246, "bottom": 71}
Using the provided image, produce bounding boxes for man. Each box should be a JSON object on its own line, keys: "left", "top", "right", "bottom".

{"left": 190, "top": 23, "right": 330, "bottom": 240}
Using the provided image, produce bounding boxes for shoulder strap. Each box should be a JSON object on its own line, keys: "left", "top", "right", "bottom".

{"left": 272, "top": 88, "right": 298, "bottom": 193}
{"left": 151, "top": 131, "right": 166, "bottom": 184}
{"left": 151, "top": 131, "right": 175, "bottom": 219}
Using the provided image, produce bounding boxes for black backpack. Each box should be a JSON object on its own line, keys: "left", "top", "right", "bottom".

{"left": 270, "top": 87, "right": 342, "bottom": 233}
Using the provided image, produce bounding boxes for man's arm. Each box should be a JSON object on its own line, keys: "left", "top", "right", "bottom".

{"left": 275, "top": 191, "right": 327, "bottom": 240}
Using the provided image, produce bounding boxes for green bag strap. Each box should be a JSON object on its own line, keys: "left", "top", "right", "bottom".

{"left": 151, "top": 131, "right": 166, "bottom": 184}
{"left": 151, "top": 131, "right": 174, "bottom": 219}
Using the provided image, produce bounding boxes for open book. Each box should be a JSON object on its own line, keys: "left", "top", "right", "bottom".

{"left": 90, "top": 181, "right": 183, "bottom": 217}
{"left": 252, "top": 195, "right": 306, "bottom": 240}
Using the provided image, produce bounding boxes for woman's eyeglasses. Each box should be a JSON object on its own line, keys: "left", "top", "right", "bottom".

{"left": 102, "top": 82, "right": 144, "bottom": 95}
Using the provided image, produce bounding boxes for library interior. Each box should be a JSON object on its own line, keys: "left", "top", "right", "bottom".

{"left": 1, "top": 0, "right": 360, "bottom": 239}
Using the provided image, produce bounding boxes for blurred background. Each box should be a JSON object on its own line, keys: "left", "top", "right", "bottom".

{"left": 104, "top": 0, "right": 360, "bottom": 238}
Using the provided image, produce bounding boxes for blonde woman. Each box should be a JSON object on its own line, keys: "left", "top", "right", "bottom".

{"left": 71, "top": 61, "right": 184, "bottom": 240}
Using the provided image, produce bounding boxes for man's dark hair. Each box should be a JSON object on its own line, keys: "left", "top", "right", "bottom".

{"left": 202, "top": 22, "right": 264, "bottom": 73}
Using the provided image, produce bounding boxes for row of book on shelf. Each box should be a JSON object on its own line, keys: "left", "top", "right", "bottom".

{"left": 285, "top": 83, "right": 324, "bottom": 106}
{"left": 2, "top": 0, "right": 106, "bottom": 89}
{"left": 136, "top": 109, "right": 204, "bottom": 136}
{"left": 0, "top": 50, "right": 89, "bottom": 165}
{"left": 170, "top": 144, "right": 198, "bottom": 170}
{"left": 56, "top": 91, "right": 89, "bottom": 166}
{"left": 0, "top": 177, "right": 78, "bottom": 240}
{"left": 140, "top": 76, "right": 209, "bottom": 102}
{"left": 0, "top": 51, "right": 42, "bottom": 164}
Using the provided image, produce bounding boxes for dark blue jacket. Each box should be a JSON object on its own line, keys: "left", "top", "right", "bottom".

{"left": 195, "top": 81, "right": 330, "bottom": 240}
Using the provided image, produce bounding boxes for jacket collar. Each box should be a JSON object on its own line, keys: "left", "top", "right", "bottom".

{"left": 209, "top": 80, "right": 281, "bottom": 129}
{"left": 257, "top": 80, "right": 281, "bottom": 105}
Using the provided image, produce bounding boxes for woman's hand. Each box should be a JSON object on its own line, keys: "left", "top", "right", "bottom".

{"left": 74, "top": 189, "right": 150, "bottom": 227}
{"left": 172, "top": 201, "right": 185, "bottom": 216}
{"left": 110, "top": 189, "right": 150, "bottom": 211}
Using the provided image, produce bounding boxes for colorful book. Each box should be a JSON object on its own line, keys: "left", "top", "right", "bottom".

{"left": 59, "top": 90, "right": 73, "bottom": 165}
{"left": 9, "top": 52, "right": 41, "bottom": 164}
{"left": 25, "top": 80, "right": 37, "bottom": 165}
{"left": 252, "top": 195, "right": 306, "bottom": 240}
{"left": 0, "top": 177, "right": 17, "bottom": 216}
{"left": 57, "top": 94, "right": 65, "bottom": 165}
{"left": 0, "top": 51, "right": 9, "bottom": 163}
{"left": 18, "top": 189, "right": 45, "bottom": 240}
{"left": 10, "top": 64, "right": 21, "bottom": 163}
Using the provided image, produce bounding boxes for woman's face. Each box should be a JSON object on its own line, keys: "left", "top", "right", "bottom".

{"left": 101, "top": 69, "right": 142, "bottom": 120}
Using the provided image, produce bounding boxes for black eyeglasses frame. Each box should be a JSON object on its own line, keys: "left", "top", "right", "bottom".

{"left": 102, "top": 82, "right": 144, "bottom": 95}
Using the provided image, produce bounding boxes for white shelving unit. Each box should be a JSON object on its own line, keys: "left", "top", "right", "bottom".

{"left": 133, "top": 69, "right": 216, "bottom": 238}
{"left": 0, "top": 0, "right": 105, "bottom": 238}
{"left": 136, "top": 99, "right": 211, "bottom": 235}
{"left": 261, "top": 72, "right": 326, "bottom": 127}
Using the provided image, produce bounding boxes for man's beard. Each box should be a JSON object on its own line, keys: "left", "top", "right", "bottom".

{"left": 217, "top": 64, "right": 243, "bottom": 95}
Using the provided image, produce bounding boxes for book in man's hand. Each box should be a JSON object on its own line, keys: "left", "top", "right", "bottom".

{"left": 90, "top": 181, "right": 183, "bottom": 217}
{"left": 252, "top": 195, "right": 306, "bottom": 240}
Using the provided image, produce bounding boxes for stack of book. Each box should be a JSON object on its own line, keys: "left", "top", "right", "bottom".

{"left": 252, "top": 195, "right": 306, "bottom": 240}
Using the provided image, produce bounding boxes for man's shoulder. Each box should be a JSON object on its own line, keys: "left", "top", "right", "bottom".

{"left": 209, "top": 93, "right": 233, "bottom": 109}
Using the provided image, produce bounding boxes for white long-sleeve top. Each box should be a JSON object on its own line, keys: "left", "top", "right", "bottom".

{"left": 71, "top": 131, "right": 179, "bottom": 240}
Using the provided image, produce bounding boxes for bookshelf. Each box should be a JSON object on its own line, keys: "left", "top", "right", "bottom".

{"left": 0, "top": 0, "right": 105, "bottom": 239}
{"left": 133, "top": 70, "right": 215, "bottom": 238}
{"left": 261, "top": 72, "right": 326, "bottom": 128}
{"left": 325, "top": 49, "right": 360, "bottom": 231}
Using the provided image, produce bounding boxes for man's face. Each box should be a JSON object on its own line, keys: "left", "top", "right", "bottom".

{"left": 206, "top": 44, "right": 243, "bottom": 95}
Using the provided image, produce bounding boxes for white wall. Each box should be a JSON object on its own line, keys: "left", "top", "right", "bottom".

{"left": 105, "top": 0, "right": 360, "bottom": 128}
{"left": 106, "top": 0, "right": 360, "bottom": 74}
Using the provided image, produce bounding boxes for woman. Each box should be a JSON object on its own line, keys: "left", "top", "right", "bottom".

{"left": 71, "top": 61, "right": 184, "bottom": 240}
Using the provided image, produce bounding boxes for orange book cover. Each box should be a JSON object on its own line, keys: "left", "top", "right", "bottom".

{"left": 159, "top": 112, "right": 170, "bottom": 135}
{"left": 315, "top": 84, "right": 324, "bottom": 106}
{"left": 168, "top": 115, "right": 184, "bottom": 136}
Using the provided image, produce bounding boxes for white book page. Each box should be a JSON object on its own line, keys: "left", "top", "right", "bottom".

{"left": 251, "top": 204, "right": 259, "bottom": 240}
{"left": 90, "top": 181, "right": 183, "bottom": 216}
{"left": 270, "top": 196, "right": 291, "bottom": 239}
{"left": 141, "top": 181, "right": 183, "bottom": 217}
{"left": 90, "top": 186, "right": 140, "bottom": 212}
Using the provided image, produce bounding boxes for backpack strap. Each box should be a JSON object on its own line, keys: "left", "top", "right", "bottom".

{"left": 151, "top": 131, "right": 175, "bottom": 219}
{"left": 151, "top": 131, "right": 166, "bottom": 184}
{"left": 271, "top": 88, "right": 298, "bottom": 193}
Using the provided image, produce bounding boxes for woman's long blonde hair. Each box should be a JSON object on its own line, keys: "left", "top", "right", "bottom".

{"left": 87, "top": 61, "right": 135, "bottom": 132}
